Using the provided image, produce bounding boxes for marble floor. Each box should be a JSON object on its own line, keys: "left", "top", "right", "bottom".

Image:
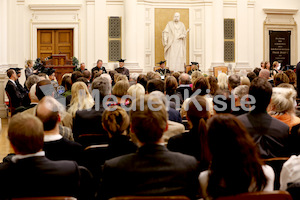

{"left": 0, "top": 118, "right": 14, "bottom": 161}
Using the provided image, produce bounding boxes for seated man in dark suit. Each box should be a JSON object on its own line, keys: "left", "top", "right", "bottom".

{"left": 5, "top": 69, "right": 29, "bottom": 111}
{"left": 73, "top": 76, "right": 111, "bottom": 144}
{"left": 238, "top": 77, "right": 290, "bottom": 158}
{"left": 187, "top": 62, "right": 200, "bottom": 75}
{"left": 176, "top": 73, "right": 192, "bottom": 100}
{"left": 0, "top": 113, "right": 86, "bottom": 199}
{"left": 155, "top": 60, "right": 170, "bottom": 76}
{"left": 101, "top": 95, "right": 199, "bottom": 199}
{"left": 92, "top": 59, "right": 107, "bottom": 76}
{"left": 36, "top": 96, "right": 83, "bottom": 163}
{"left": 115, "top": 59, "right": 130, "bottom": 80}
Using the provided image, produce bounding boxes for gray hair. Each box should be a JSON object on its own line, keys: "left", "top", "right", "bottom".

{"left": 233, "top": 85, "right": 249, "bottom": 100}
{"left": 269, "top": 87, "right": 297, "bottom": 114}
{"left": 228, "top": 74, "right": 240, "bottom": 90}
{"left": 101, "top": 74, "right": 112, "bottom": 82}
{"left": 130, "top": 73, "right": 139, "bottom": 81}
{"left": 25, "top": 75, "right": 40, "bottom": 90}
{"left": 29, "top": 83, "right": 38, "bottom": 103}
{"left": 92, "top": 76, "right": 111, "bottom": 100}
{"left": 179, "top": 73, "right": 191, "bottom": 85}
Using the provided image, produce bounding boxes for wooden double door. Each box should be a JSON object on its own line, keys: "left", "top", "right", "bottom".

{"left": 37, "top": 29, "right": 73, "bottom": 60}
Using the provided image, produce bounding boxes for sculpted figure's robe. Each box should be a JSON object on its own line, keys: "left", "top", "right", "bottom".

{"left": 163, "top": 21, "right": 187, "bottom": 72}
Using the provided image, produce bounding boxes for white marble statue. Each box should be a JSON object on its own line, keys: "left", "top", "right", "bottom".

{"left": 162, "top": 12, "right": 189, "bottom": 72}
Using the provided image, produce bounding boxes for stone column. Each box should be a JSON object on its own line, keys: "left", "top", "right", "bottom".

{"left": 0, "top": 0, "right": 8, "bottom": 65}
{"left": 124, "top": 0, "right": 141, "bottom": 73}
{"left": 236, "top": 0, "right": 249, "bottom": 69}
{"left": 0, "top": 74, "right": 8, "bottom": 118}
{"left": 86, "top": 0, "right": 95, "bottom": 69}
{"left": 211, "top": 0, "right": 224, "bottom": 68}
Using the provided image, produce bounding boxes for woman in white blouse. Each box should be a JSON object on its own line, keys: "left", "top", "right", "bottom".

{"left": 199, "top": 114, "right": 274, "bottom": 200}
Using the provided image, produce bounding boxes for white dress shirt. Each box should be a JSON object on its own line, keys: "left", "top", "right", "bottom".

{"left": 280, "top": 155, "right": 300, "bottom": 191}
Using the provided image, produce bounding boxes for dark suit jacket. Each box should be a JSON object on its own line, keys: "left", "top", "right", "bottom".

{"left": 168, "top": 108, "right": 182, "bottom": 123}
{"left": 92, "top": 66, "right": 107, "bottom": 74}
{"left": 155, "top": 68, "right": 170, "bottom": 76}
{"left": 73, "top": 104, "right": 109, "bottom": 143}
{"left": 100, "top": 144, "right": 199, "bottom": 200}
{"left": 44, "top": 138, "right": 83, "bottom": 164}
{"left": 176, "top": 85, "right": 192, "bottom": 101}
{"left": 238, "top": 112, "right": 290, "bottom": 158}
{"left": 115, "top": 67, "right": 130, "bottom": 79}
{"left": 0, "top": 156, "right": 81, "bottom": 199}
{"left": 5, "top": 80, "right": 28, "bottom": 108}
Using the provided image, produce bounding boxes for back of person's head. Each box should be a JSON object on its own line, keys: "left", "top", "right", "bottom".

{"left": 137, "top": 74, "right": 148, "bottom": 90}
{"left": 71, "top": 71, "right": 83, "bottom": 84}
{"left": 247, "top": 72, "right": 257, "bottom": 82}
{"left": 249, "top": 77, "right": 272, "bottom": 112}
{"left": 208, "top": 76, "right": 219, "bottom": 96}
{"left": 61, "top": 75, "right": 72, "bottom": 91}
{"left": 207, "top": 114, "right": 266, "bottom": 198}
{"left": 76, "top": 77, "right": 89, "bottom": 86}
{"left": 146, "top": 71, "right": 156, "bottom": 80}
{"left": 102, "top": 106, "right": 129, "bottom": 137}
{"left": 228, "top": 74, "right": 240, "bottom": 90}
{"left": 130, "top": 73, "right": 139, "bottom": 82}
{"left": 130, "top": 95, "right": 167, "bottom": 144}
{"left": 213, "top": 89, "right": 232, "bottom": 114}
{"left": 112, "top": 80, "right": 130, "bottom": 97}
{"left": 238, "top": 70, "right": 248, "bottom": 78}
{"left": 101, "top": 74, "right": 112, "bottom": 83}
{"left": 217, "top": 73, "right": 228, "bottom": 90}
{"left": 274, "top": 72, "right": 290, "bottom": 87}
{"left": 7, "top": 69, "right": 15, "bottom": 78}
{"left": 277, "top": 83, "right": 295, "bottom": 89}
{"left": 165, "top": 76, "right": 178, "bottom": 96}
{"left": 127, "top": 83, "right": 145, "bottom": 99}
{"left": 25, "top": 75, "right": 40, "bottom": 90}
{"left": 114, "top": 73, "right": 122, "bottom": 83}
{"left": 253, "top": 68, "right": 261, "bottom": 76}
{"left": 36, "top": 80, "right": 52, "bottom": 101}
{"left": 179, "top": 73, "right": 191, "bottom": 85}
{"left": 146, "top": 79, "right": 165, "bottom": 93}
{"left": 171, "top": 72, "right": 181, "bottom": 84}
{"left": 36, "top": 96, "right": 65, "bottom": 131}
{"left": 193, "top": 77, "right": 210, "bottom": 95}
{"left": 116, "top": 74, "right": 128, "bottom": 83}
{"left": 258, "top": 69, "right": 270, "bottom": 80}
{"left": 285, "top": 70, "right": 296, "bottom": 86}
{"left": 29, "top": 83, "right": 39, "bottom": 103}
{"left": 240, "top": 76, "right": 250, "bottom": 87}
{"left": 269, "top": 87, "right": 297, "bottom": 115}
{"left": 8, "top": 113, "right": 44, "bottom": 155}
{"left": 109, "top": 70, "right": 117, "bottom": 83}
{"left": 191, "top": 71, "right": 203, "bottom": 84}
{"left": 92, "top": 76, "right": 111, "bottom": 101}
{"left": 233, "top": 85, "right": 249, "bottom": 101}
{"left": 38, "top": 73, "right": 47, "bottom": 80}
{"left": 83, "top": 70, "right": 91, "bottom": 79}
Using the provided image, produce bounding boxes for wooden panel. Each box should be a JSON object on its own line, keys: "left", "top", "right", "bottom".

{"left": 38, "top": 29, "right": 55, "bottom": 60}
{"left": 55, "top": 29, "right": 73, "bottom": 59}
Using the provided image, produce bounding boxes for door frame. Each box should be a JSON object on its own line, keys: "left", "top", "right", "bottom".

{"left": 31, "top": 22, "right": 79, "bottom": 61}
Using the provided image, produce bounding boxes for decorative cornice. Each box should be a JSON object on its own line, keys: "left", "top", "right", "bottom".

{"left": 263, "top": 9, "right": 298, "bottom": 15}
{"left": 28, "top": 4, "right": 82, "bottom": 11}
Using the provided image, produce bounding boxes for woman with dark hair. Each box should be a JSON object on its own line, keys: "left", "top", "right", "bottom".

{"left": 207, "top": 75, "right": 219, "bottom": 97}
{"left": 168, "top": 95, "right": 211, "bottom": 171}
{"left": 165, "top": 76, "right": 183, "bottom": 104}
{"left": 199, "top": 114, "right": 274, "bottom": 199}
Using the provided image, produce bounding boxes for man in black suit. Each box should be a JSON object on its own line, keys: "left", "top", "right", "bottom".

{"left": 0, "top": 113, "right": 86, "bottom": 199}
{"left": 92, "top": 59, "right": 107, "bottom": 77}
{"left": 115, "top": 59, "right": 130, "bottom": 80}
{"left": 101, "top": 95, "right": 199, "bottom": 200}
{"left": 238, "top": 77, "right": 290, "bottom": 158}
{"left": 155, "top": 60, "right": 170, "bottom": 76}
{"left": 73, "top": 76, "right": 111, "bottom": 144}
{"left": 5, "top": 69, "right": 29, "bottom": 110}
{"left": 176, "top": 73, "right": 192, "bottom": 100}
{"left": 36, "top": 96, "right": 83, "bottom": 163}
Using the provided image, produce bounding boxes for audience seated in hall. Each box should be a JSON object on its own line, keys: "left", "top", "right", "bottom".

{"left": 238, "top": 77, "right": 290, "bottom": 158}
{"left": 231, "top": 85, "right": 249, "bottom": 116}
{"left": 36, "top": 96, "right": 83, "bottom": 163}
{"left": 0, "top": 114, "right": 91, "bottom": 199}
{"left": 108, "top": 80, "right": 130, "bottom": 107}
{"left": 217, "top": 72, "right": 228, "bottom": 90}
{"left": 5, "top": 69, "right": 29, "bottom": 112}
{"left": 25, "top": 74, "right": 40, "bottom": 91}
{"left": 273, "top": 72, "right": 290, "bottom": 87}
{"left": 199, "top": 114, "right": 274, "bottom": 200}
{"left": 247, "top": 71, "right": 257, "bottom": 82}
{"left": 100, "top": 95, "right": 199, "bottom": 200}
{"left": 72, "top": 76, "right": 110, "bottom": 143}
{"left": 137, "top": 74, "right": 148, "bottom": 90}
{"left": 166, "top": 75, "right": 183, "bottom": 105}
{"left": 207, "top": 75, "right": 219, "bottom": 97}
{"left": 68, "top": 81, "right": 94, "bottom": 118}
{"left": 240, "top": 76, "right": 251, "bottom": 87}
{"left": 168, "top": 95, "right": 210, "bottom": 171}
{"left": 61, "top": 74, "right": 72, "bottom": 97}
{"left": 228, "top": 74, "right": 241, "bottom": 92}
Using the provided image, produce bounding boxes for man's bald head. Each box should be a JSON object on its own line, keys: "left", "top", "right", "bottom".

{"left": 259, "top": 69, "right": 270, "bottom": 80}
{"left": 179, "top": 73, "right": 191, "bottom": 85}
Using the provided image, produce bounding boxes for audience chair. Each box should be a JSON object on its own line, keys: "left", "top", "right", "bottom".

{"left": 77, "top": 133, "right": 109, "bottom": 148}
{"left": 12, "top": 197, "right": 77, "bottom": 200}
{"left": 215, "top": 191, "right": 292, "bottom": 200}
{"left": 287, "top": 182, "right": 300, "bottom": 200}
{"left": 213, "top": 66, "right": 228, "bottom": 77}
{"left": 289, "top": 123, "right": 300, "bottom": 154}
{"left": 5, "top": 91, "right": 15, "bottom": 117}
{"left": 109, "top": 196, "right": 190, "bottom": 200}
{"left": 184, "top": 65, "right": 191, "bottom": 73}
{"left": 263, "top": 157, "right": 290, "bottom": 190}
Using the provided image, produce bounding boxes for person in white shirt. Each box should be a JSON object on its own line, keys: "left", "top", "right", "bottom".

{"left": 199, "top": 114, "right": 274, "bottom": 200}
{"left": 280, "top": 155, "right": 300, "bottom": 191}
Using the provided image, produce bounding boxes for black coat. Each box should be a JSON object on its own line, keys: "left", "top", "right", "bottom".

{"left": 0, "top": 156, "right": 81, "bottom": 199}
{"left": 238, "top": 112, "right": 290, "bottom": 158}
{"left": 176, "top": 85, "right": 192, "bottom": 100}
{"left": 5, "top": 80, "right": 28, "bottom": 108}
{"left": 100, "top": 144, "right": 200, "bottom": 200}
{"left": 115, "top": 67, "right": 130, "bottom": 79}
{"left": 155, "top": 68, "right": 170, "bottom": 76}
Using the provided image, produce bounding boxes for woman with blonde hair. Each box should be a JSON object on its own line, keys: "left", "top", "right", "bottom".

{"left": 268, "top": 87, "right": 300, "bottom": 130}
{"left": 217, "top": 72, "right": 228, "bottom": 90}
{"left": 68, "top": 82, "right": 94, "bottom": 117}
{"left": 102, "top": 106, "right": 137, "bottom": 160}
{"left": 25, "top": 60, "right": 37, "bottom": 79}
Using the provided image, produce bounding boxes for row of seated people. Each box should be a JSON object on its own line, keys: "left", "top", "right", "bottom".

{"left": 2, "top": 65, "right": 300, "bottom": 199}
